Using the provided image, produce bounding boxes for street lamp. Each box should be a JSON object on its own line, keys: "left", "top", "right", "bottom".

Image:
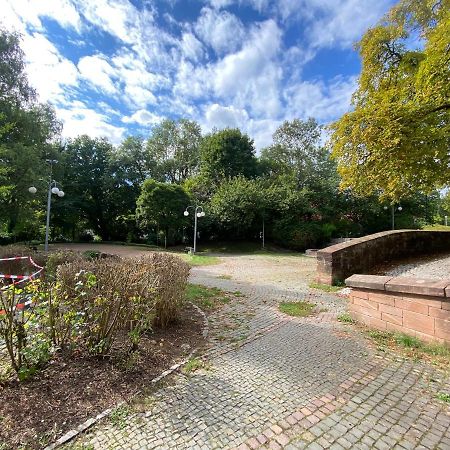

{"left": 28, "top": 160, "right": 65, "bottom": 252}
{"left": 384, "top": 205, "right": 402, "bottom": 230}
{"left": 184, "top": 205, "right": 205, "bottom": 254}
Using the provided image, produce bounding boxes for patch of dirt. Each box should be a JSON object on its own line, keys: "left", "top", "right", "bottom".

{"left": 0, "top": 303, "right": 205, "bottom": 450}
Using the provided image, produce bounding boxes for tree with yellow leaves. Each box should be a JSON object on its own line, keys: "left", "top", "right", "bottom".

{"left": 329, "top": 0, "right": 449, "bottom": 201}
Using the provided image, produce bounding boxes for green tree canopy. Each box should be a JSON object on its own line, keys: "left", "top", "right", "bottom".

{"left": 200, "top": 128, "right": 258, "bottom": 184}
{"left": 146, "top": 119, "right": 202, "bottom": 183}
{"left": 330, "top": 0, "right": 450, "bottom": 201}
{"left": 136, "top": 179, "right": 190, "bottom": 242}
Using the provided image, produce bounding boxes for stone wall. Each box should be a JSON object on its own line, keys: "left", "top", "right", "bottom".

{"left": 346, "top": 274, "right": 450, "bottom": 345}
{"left": 316, "top": 230, "right": 450, "bottom": 285}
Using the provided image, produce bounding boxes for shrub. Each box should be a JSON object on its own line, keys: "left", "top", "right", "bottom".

{"left": 44, "top": 250, "right": 84, "bottom": 281}
{"left": 56, "top": 253, "right": 189, "bottom": 354}
{"left": 273, "top": 220, "right": 325, "bottom": 251}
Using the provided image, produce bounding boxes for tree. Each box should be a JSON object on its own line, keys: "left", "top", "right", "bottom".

{"left": 62, "top": 136, "right": 117, "bottom": 240}
{"left": 146, "top": 119, "right": 202, "bottom": 183}
{"left": 330, "top": 0, "right": 450, "bottom": 201}
{"left": 209, "top": 177, "right": 265, "bottom": 239}
{"left": 0, "top": 29, "right": 61, "bottom": 240}
{"left": 200, "top": 128, "right": 258, "bottom": 184}
{"left": 136, "top": 179, "right": 190, "bottom": 244}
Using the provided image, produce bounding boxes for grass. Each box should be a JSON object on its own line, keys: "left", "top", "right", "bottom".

{"left": 337, "top": 313, "right": 356, "bottom": 324}
{"left": 179, "top": 254, "right": 221, "bottom": 266}
{"left": 110, "top": 405, "right": 131, "bottom": 429}
{"left": 182, "top": 357, "right": 209, "bottom": 374}
{"left": 436, "top": 392, "right": 450, "bottom": 403}
{"left": 185, "top": 283, "right": 233, "bottom": 309}
{"left": 422, "top": 224, "right": 450, "bottom": 231}
{"left": 366, "top": 330, "right": 450, "bottom": 369}
{"left": 279, "top": 301, "right": 316, "bottom": 318}
{"left": 309, "top": 281, "right": 343, "bottom": 293}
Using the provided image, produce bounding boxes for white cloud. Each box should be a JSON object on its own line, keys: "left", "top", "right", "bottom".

{"left": 180, "top": 32, "right": 204, "bottom": 62}
{"left": 21, "top": 32, "right": 79, "bottom": 103}
{"left": 122, "top": 109, "right": 162, "bottom": 126}
{"left": 78, "top": 55, "right": 117, "bottom": 94}
{"left": 195, "top": 8, "right": 245, "bottom": 55}
{"left": 1, "top": 0, "right": 81, "bottom": 33}
{"left": 57, "top": 100, "right": 125, "bottom": 144}
{"left": 284, "top": 75, "right": 357, "bottom": 122}
{"left": 211, "top": 19, "right": 283, "bottom": 116}
{"left": 204, "top": 104, "right": 249, "bottom": 129}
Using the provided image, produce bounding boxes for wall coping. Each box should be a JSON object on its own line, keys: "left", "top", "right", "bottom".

{"left": 318, "top": 229, "right": 431, "bottom": 256}
{"left": 346, "top": 274, "right": 450, "bottom": 298}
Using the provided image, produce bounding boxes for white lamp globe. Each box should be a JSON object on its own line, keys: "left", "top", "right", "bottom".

{"left": 201, "top": 211, "right": 206, "bottom": 217}
{"left": 398, "top": 206, "right": 402, "bottom": 212}
{"left": 197, "top": 212, "right": 202, "bottom": 217}
{"left": 51, "top": 187, "right": 60, "bottom": 195}
{"left": 28, "top": 186, "right": 37, "bottom": 194}
{"left": 184, "top": 211, "right": 189, "bottom": 216}
{"left": 57, "top": 190, "right": 65, "bottom": 197}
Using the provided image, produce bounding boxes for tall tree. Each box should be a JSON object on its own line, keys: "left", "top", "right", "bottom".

{"left": 330, "top": 0, "right": 450, "bottom": 201}
{"left": 261, "top": 118, "right": 337, "bottom": 188}
{"left": 146, "top": 119, "right": 202, "bottom": 183}
{"left": 200, "top": 128, "right": 258, "bottom": 184}
{"left": 136, "top": 179, "right": 190, "bottom": 244}
{"left": 0, "top": 29, "right": 61, "bottom": 239}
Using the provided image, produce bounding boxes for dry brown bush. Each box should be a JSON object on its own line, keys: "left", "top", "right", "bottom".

{"left": 56, "top": 253, "right": 189, "bottom": 354}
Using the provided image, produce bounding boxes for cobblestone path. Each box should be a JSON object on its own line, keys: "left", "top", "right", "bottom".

{"left": 72, "top": 255, "right": 450, "bottom": 449}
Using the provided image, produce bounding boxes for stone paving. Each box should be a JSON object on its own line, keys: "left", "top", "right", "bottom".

{"left": 67, "top": 254, "right": 450, "bottom": 449}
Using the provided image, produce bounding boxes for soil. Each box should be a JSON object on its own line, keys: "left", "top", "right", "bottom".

{"left": 0, "top": 303, "right": 205, "bottom": 450}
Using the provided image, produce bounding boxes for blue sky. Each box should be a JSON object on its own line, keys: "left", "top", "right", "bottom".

{"left": 2, "top": 0, "right": 396, "bottom": 150}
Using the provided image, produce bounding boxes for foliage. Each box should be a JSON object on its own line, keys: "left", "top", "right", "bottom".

{"left": 278, "top": 301, "right": 316, "bottom": 317}
{"left": 185, "top": 283, "right": 229, "bottom": 309}
{"left": 179, "top": 254, "right": 220, "bottom": 266}
{"left": 209, "top": 177, "right": 265, "bottom": 238}
{"left": 329, "top": 0, "right": 450, "bottom": 201}
{"left": 136, "top": 179, "right": 191, "bottom": 245}
{"left": 199, "top": 128, "right": 258, "bottom": 184}
{"left": 309, "top": 282, "right": 342, "bottom": 293}
{"left": 337, "top": 313, "right": 356, "bottom": 324}
{"left": 272, "top": 220, "right": 327, "bottom": 251}
{"left": 147, "top": 119, "right": 202, "bottom": 183}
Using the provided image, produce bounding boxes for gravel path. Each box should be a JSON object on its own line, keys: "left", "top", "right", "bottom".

{"left": 62, "top": 250, "right": 450, "bottom": 450}
{"left": 384, "top": 254, "right": 450, "bottom": 279}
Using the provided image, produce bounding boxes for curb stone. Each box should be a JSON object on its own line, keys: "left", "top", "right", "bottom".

{"left": 44, "top": 301, "right": 209, "bottom": 450}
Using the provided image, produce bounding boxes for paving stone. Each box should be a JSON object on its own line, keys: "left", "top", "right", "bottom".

{"left": 65, "top": 255, "right": 450, "bottom": 450}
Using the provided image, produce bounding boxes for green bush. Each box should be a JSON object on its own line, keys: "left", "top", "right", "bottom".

{"left": 273, "top": 220, "right": 325, "bottom": 251}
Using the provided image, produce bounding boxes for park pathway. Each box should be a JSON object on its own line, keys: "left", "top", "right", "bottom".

{"left": 71, "top": 254, "right": 450, "bottom": 450}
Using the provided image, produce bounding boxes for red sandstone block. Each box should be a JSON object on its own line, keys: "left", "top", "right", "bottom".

{"left": 386, "top": 277, "right": 450, "bottom": 297}
{"left": 386, "top": 322, "right": 407, "bottom": 334}
{"left": 395, "top": 298, "right": 428, "bottom": 315}
{"left": 353, "top": 297, "right": 379, "bottom": 311}
{"left": 379, "top": 303, "right": 402, "bottom": 317}
{"left": 352, "top": 290, "right": 369, "bottom": 300}
{"left": 368, "top": 292, "right": 395, "bottom": 306}
{"left": 362, "top": 315, "right": 387, "bottom": 330}
{"left": 350, "top": 304, "right": 381, "bottom": 319}
{"left": 403, "top": 310, "right": 435, "bottom": 335}
{"left": 442, "top": 300, "right": 450, "bottom": 310}
{"left": 414, "top": 329, "right": 440, "bottom": 344}
{"left": 345, "top": 274, "right": 392, "bottom": 290}
{"left": 381, "top": 312, "right": 403, "bottom": 326}
{"left": 435, "top": 318, "right": 450, "bottom": 341}
{"left": 401, "top": 294, "right": 442, "bottom": 308}
{"left": 429, "top": 307, "right": 450, "bottom": 321}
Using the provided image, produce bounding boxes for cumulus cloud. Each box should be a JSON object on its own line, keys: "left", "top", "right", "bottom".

{"left": 1, "top": 0, "right": 81, "bottom": 33}
{"left": 57, "top": 100, "right": 126, "bottom": 144}
{"left": 78, "top": 55, "right": 117, "bottom": 94}
{"left": 122, "top": 109, "right": 162, "bottom": 126}
{"left": 21, "top": 33, "right": 79, "bottom": 103}
{"left": 195, "top": 8, "right": 245, "bottom": 55}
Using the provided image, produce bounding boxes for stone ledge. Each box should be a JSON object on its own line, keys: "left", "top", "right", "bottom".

{"left": 346, "top": 274, "right": 450, "bottom": 298}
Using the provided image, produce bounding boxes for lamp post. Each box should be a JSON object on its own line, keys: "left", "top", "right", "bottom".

{"left": 184, "top": 205, "right": 205, "bottom": 254}
{"left": 28, "top": 159, "right": 65, "bottom": 252}
{"left": 384, "top": 205, "right": 402, "bottom": 230}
